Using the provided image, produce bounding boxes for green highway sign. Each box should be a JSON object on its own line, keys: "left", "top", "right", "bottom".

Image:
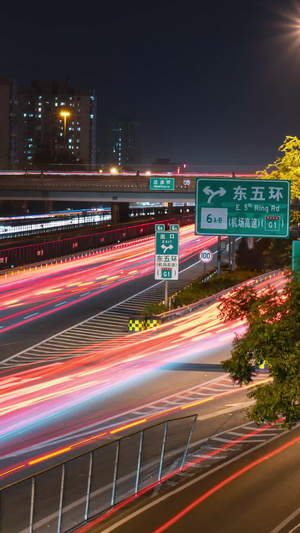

{"left": 155, "top": 231, "right": 179, "bottom": 255}
{"left": 292, "top": 240, "right": 300, "bottom": 272}
{"left": 195, "top": 178, "right": 290, "bottom": 238}
{"left": 155, "top": 224, "right": 165, "bottom": 232}
{"left": 161, "top": 268, "right": 172, "bottom": 279}
{"left": 155, "top": 231, "right": 179, "bottom": 280}
{"left": 170, "top": 224, "right": 180, "bottom": 232}
{"left": 150, "top": 177, "right": 175, "bottom": 190}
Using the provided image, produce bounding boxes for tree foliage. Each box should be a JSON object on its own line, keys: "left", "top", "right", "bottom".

{"left": 236, "top": 237, "right": 292, "bottom": 271}
{"left": 218, "top": 273, "right": 300, "bottom": 428}
{"left": 258, "top": 135, "right": 300, "bottom": 199}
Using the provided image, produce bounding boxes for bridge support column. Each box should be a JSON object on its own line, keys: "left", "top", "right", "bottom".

{"left": 167, "top": 202, "right": 173, "bottom": 215}
{"left": 43, "top": 200, "right": 54, "bottom": 213}
{"left": 111, "top": 202, "right": 130, "bottom": 224}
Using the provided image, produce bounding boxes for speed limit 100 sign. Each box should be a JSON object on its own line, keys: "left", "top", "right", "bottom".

{"left": 199, "top": 249, "right": 213, "bottom": 263}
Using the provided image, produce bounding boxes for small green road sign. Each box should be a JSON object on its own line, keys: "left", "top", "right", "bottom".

{"left": 292, "top": 240, "right": 300, "bottom": 272}
{"left": 150, "top": 177, "right": 175, "bottom": 190}
{"left": 155, "top": 224, "right": 165, "bottom": 232}
{"left": 170, "top": 224, "right": 180, "bottom": 232}
{"left": 155, "top": 231, "right": 179, "bottom": 280}
{"left": 195, "top": 178, "right": 290, "bottom": 238}
{"left": 155, "top": 231, "right": 179, "bottom": 255}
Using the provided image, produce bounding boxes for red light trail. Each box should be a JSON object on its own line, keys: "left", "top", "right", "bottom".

{"left": 0, "top": 226, "right": 218, "bottom": 332}
{"left": 0, "top": 273, "right": 284, "bottom": 482}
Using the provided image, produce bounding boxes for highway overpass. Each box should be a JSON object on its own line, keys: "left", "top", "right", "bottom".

{"left": 0, "top": 171, "right": 256, "bottom": 203}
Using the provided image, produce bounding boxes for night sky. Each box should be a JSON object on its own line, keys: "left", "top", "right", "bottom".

{"left": 1, "top": 0, "right": 300, "bottom": 171}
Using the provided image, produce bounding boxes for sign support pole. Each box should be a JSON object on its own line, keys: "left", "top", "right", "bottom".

{"left": 217, "top": 236, "right": 221, "bottom": 276}
{"left": 164, "top": 280, "right": 168, "bottom": 307}
{"left": 229, "top": 237, "right": 233, "bottom": 272}
{"left": 232, "top": 237, "right": 235, "bottom": 272}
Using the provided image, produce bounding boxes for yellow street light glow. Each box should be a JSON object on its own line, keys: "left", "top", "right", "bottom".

{"left": 60, "top": 111, "right": 70, "bottom": 117}
{"left": 145, "top": 170, "right": 151, "bottom": 175}
{"left": 110, "top": 167, "right": 118, "bottom": 174}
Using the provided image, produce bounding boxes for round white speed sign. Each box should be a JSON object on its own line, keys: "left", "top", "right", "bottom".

{"left": 199, "top": 249, "right": 213, "bottom": 263}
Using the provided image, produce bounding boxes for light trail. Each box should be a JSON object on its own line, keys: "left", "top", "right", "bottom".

{"left": 0, "top": 226, "right": 218, "bottom": 332}
{"left": 153, "top": 431, "right": 300, "bottom": 533}
{"left": 75, "top": 421, "right": 287, "bottom": 533}
{"left": 0, "top": 272, "right": 284, "bottom": 482}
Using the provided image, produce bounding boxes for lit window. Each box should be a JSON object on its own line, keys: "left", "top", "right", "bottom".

{"left": 29, "top": 114, "right": 33, "bottom": 117}
{"left": 77, "top": 127, "right": 81, "bottom": 131}
{"left": 38, "top": 96, "right": 42, "bottom": 100}
{"left": 55, "top": 103, "right": 58, "bottom": 107}
{"left": 90, "top": 114, "right": 94, "bottom": 119}
{"left": 23, "top": 113, "right": 27, "bottom": 117}
{"left": 38, "top": 107, "right": 41, "bottom": 112}
{"left": 68, "top": 139, "right": 72, "bottom": 143}
{"left": 59, "top": 133, "right": 63, "bottom": 136}
{"left": 60, "top": 102, "right": 65, "bottom": 106}
{"left": 38, "top": 114, "right": 41, "bottom": 118}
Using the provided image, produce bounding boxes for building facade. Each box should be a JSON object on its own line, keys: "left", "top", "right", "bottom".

{"left": 105, "top": 115, "right": 142, "bottom": 167}
{"left": 0, "top": 78, "right": 18, "bottom": 169}
{"left": 17, "top": 79, "right": 96, "bottom": 169}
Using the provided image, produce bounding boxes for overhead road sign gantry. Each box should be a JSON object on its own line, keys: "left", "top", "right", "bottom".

{"left": 195, "top": 178, "right": 290, "bottom": 238}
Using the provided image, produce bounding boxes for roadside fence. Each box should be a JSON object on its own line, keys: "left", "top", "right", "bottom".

{"left": 0, "top": 414, "right": 197, "bottom": 533}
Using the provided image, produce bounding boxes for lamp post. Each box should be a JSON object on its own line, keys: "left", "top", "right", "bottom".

{"left": 60, "top": 110, "right": 70, "bottom": 144}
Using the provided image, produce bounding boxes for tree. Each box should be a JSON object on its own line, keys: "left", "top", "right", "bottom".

{"left": 218, "top": 273, "right": 300, "bottom": 428}
{"left": 258, "top": 135, "right": 300, "bottom": 199}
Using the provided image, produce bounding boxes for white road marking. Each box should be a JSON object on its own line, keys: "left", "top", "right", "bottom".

{"left": 98, "top": 428, "right": 295, "bottom": 533}
{"left": 23, "top": 312, "right": 39, "bottom": 319}
{"left": 270, "top": 507, "right": 300, "bottom": 533}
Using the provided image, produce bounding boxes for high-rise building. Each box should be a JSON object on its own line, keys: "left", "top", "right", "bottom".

{"left": 105, "top": 115, "right": 142, "bottom": 167}
{"left": 17, "top": 79, "right": 96, "bottom": 169}
{"left": 0, "top": 78, "right": 18, "bottom": 169}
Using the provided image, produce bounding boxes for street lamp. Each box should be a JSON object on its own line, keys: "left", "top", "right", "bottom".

{"left": 60, "top": 110, "right": 70, "bottom": 142}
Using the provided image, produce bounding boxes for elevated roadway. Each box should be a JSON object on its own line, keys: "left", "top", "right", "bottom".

{"left": 0, "top": 171, "right": 256, "bottom": 203}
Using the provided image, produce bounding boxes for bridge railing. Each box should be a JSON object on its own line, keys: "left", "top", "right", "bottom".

{"left": 0, "top": 414, "right": 197, "bottom": 533}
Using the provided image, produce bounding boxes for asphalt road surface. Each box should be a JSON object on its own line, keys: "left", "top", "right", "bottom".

{"left": 0, "top": 227, "right": 220, "bottom": 358}
{"left": 81, "top": 424, "right": 300, "bottom": 533}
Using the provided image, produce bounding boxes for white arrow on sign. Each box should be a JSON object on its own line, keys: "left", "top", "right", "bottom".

{"left": 203, "top": 186, "right": 226, "bottom": 203}
{"left": 161, "top": 244, "right": 173, "bottom": 253}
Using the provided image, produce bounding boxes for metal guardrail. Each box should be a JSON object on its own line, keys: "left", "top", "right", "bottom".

{"left": 159, "top": 269, "right": 284, "bottom": 323}
{"left": 0, "top": 414, "right": 197, "bottom": 533}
